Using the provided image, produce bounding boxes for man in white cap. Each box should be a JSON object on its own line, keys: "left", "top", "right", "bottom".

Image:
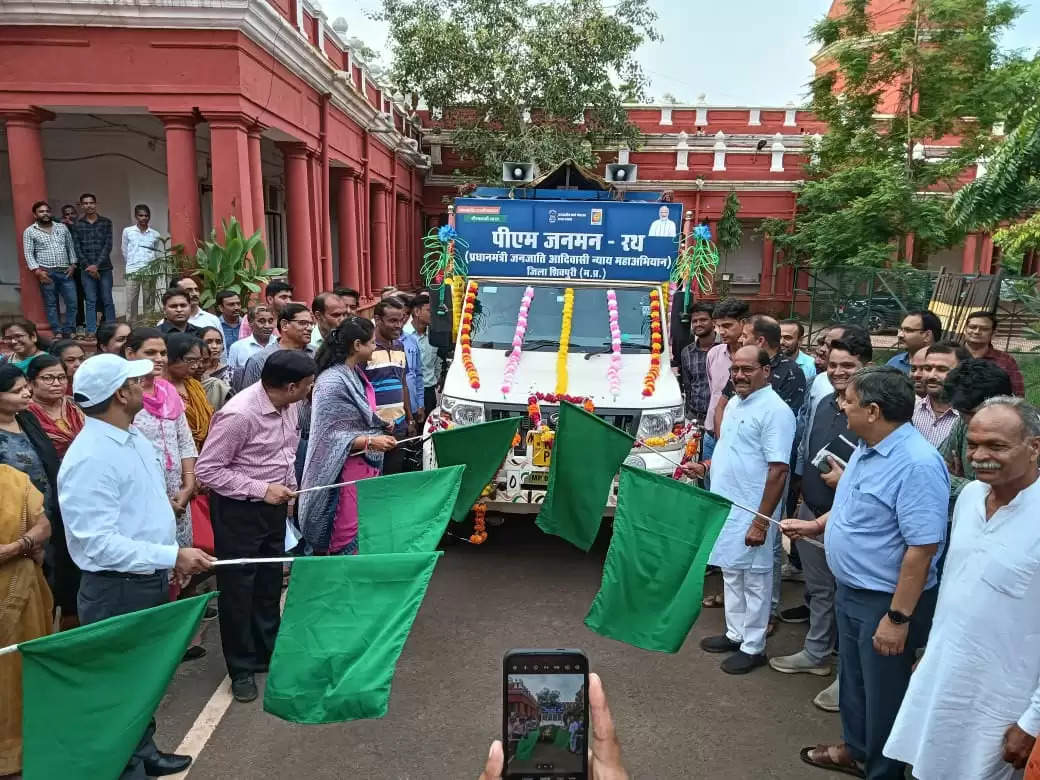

{"left": 58, "top": 353, "right": 215, "bottom": 779}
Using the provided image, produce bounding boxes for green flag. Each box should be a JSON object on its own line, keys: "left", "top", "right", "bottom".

{"left": 357, "top": 465, "right": 465, "bottom": 553}
{"left": 20, "top": 593, "right": 216, "bottom": 780}
{"left": 536, "top": 402, "right": 634, "bottom": 551}
{"left": 432, "top": 416, "right": 520, "bottom": 522}
{"left": 264, "top": 552, "right": 441, "bottom": 724}
{"left": 584, "top": 466, "right": 730, "bottom": 653}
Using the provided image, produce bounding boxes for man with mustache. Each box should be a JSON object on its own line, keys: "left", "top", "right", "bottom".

{"left": 909, "top": 348, "right": 928, "bottom": 398}
{"left": 689, "top": 345, "right": 795, "bottom": 674}
{"left": 885, "top": 396, "right": 1040, "bottom": 779}
{"left": 912, "top": 342, "right": 968, "bottom": 449}
{"left": 782, "top": 366, "right": 949, "bottom": 778}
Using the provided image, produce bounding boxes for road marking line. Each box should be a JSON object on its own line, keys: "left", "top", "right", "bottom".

{"left": 166, "top": 582, "right": 289, "bottom": 777}
{"left": 165, "top": 675, "right": 233, "bottom": 779}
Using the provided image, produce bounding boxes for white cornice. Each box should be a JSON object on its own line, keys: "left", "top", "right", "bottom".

{"left": 0, "top": 0, "right": 420, "bottom": 156}
{"left": 423, "top": 172, "right": 803, "bottom": 193}
{"left": 421, "top": 128, "right": 816, "bottom": 151}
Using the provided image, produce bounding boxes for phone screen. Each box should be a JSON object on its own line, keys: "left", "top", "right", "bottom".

{"left": 503, "top": 650, "right": 589, "bottom": 779}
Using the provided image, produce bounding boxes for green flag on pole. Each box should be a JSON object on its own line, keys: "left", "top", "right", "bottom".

{"left": 536, "top": 402, "right": 633, "bottom": 551}
{"left": 432, "top": 416, "right": 520, "bottom": 522}
{"left": 20, "top": 593, "right": 216, "bottom": 780}
{"left": 584, "top": 466, "right": 730, "bottom": 653}
{"left": 264, "top": 552, "right": 441, "bottom": 724}
{"left": 357, "top": 465, "right": 465, "bottom": 553}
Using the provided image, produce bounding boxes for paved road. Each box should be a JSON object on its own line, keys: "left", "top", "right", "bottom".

{"left": 155, "top": 520, "right": 845, "bottom": 779}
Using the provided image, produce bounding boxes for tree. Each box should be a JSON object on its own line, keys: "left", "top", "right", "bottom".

{"left": 716, "top": 191, "right": 743, "bottom": 264}
{"left": 536, "top": 688, "right": 561, "bottom": 709}
{"left": 950, "top": 63, "right": 1040, "bottom": 270}
{"left": 763, "top": 0, "right": 1026, "bottom": 270}
{"left": 660, "top": 92, "right": 682, "bottom": 105}
{"left": 378, "top": 0, "right": 659, "bottom": 182}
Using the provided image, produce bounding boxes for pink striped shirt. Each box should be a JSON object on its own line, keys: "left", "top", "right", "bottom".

{"left": 195, "top": 382, "right": 299, "bottom": 500}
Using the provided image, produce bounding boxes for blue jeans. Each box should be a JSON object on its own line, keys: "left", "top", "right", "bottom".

{"left": 81, "top": 267, "right": 115, "bottom": 333}
{"left": 835, "top": 584, "right": 937, "bottom": 779}
{"left": 39, "top": 269, "right": 78, "bottom": 336}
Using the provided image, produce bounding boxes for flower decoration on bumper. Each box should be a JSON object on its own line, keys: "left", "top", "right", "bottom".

{"left": 421, "top": 224, "right": 469, "bottom": 313}
{"left": 606, "top": 289, "right": 622, "bottom": 398}
{"left": 671, "top": 222, "right": 720, "bottom": 313}
{"left": 501, "top": 286, "right": 534, "bottom": 396}
{"left": 642, "top": 288, "right": 663, "bottom": 397}
{"left": 555, "top": 288, "right": 575, "bottom": 395}
{"left": 460, "top": 280, "right": 480, "bottom": 389}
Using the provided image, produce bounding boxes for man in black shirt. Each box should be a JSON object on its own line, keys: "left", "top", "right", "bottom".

{"left": 770, "top": 334, "right": 871, "bottom": 710}
{"left": 721, "top": 314, "right": 806, "bottom": 415}
{"left": 678, "top": 303, "right": 717, "bottom": 424}
{"left": 157, "top": 289, "right": 203, "bottom": 336}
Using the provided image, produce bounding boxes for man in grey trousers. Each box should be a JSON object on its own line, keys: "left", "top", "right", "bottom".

{"left": 58, "top": 354, "right": 214, "bottom": 779}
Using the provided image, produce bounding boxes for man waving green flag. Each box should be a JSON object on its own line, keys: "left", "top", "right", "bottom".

{"left": 585, "top": 466, "right": 730, "bottom": 652}
{"left": 536, "top": 402, "right": 633, "bottom": 551}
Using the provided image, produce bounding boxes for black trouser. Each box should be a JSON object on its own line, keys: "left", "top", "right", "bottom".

{"left": 78, "top": 570, "right": 169, "bottom": 780}
{"left": 211, "top": 493, "right": 286, "bottom": 678}
{"left": 423, "top": 386, "right": 437, "bottom": 414}
{"left": 835, "top": 584, "right": 938, "bottom": 780}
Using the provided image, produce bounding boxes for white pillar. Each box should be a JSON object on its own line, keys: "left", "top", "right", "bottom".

{"left": 712, "top": 130, "right": 727, "bottom": 172}
{"left": 617, "top": 145, "right": 630, "bottom": 165}
{"left": 749, "top": 108, "right": 761, "bottom": 126}
{"left": 659, "top": 107, "right": 673, "bottom": 126}
{"left": 675, "top": 131, "right": 689, "bottom": 171}
{"left": 975, "top": 157, "right": 988, "bottom": 178}
{"left": 430, "top": 144, "right": 442, "bottom": 165}
{"left": 783, "top": 103, "right": 797, "bottom": 127}
{"left": 770, "top": 132, "right": 785, "bottom": 172}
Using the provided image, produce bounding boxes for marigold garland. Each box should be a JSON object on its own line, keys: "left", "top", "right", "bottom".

{"left": 460, "top": 280, "right": 480, "bottom": 389}
{"left": 470, "top": 502, "right": 488, "bottom": 544}
{"left": 642, "top": 288, "right": 664, "bottom": 397}
{"left": 449, "top": 276, "right": 465, "bottom": 340}
{"left": 555, "top": 288, "right": 575, "bottom": 395}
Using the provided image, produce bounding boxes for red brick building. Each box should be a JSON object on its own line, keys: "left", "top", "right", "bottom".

{"left": 0, "top": 0, "right": 1005, "bottom": 331}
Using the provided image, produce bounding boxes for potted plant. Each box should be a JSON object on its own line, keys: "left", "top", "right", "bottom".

{"left": 194, "top": 218, "right": 287, "bottom": 309}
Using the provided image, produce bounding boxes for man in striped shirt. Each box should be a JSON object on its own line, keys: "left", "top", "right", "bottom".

{"left": 364, "top": 297, "right": 415, "bottom": 475}
{"left": 22, "top": 200, "right": 79, "bottom": 338}
{"left": 912, "top": 342, "right": 967, "bottom": 449}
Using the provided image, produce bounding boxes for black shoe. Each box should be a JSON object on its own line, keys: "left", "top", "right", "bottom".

{"left": 778, "top": 604, "right": 811, "bottom": 624}
{"left": 721, "top": 651, "right": 768, "bottom": 675}
{"left": 231, "top": 673, "right": 258, "bottom": 703}
{"left": 144, "top": 752, "right": 192, "bottom": 776}
{"left": 699, "top": 634, "right": 741, "bottom": 654}
{"left": 181, "top": 645, "right": 207, "bottom": 663}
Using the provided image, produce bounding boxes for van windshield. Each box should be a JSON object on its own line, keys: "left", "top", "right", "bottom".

{"left": 470, "top": 283, "right": 654, "bottom": 354}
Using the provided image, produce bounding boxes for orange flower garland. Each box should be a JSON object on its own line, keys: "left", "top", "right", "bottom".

{"left": 460, "top": 279, "right": 480, "bottom": 389}
{"left": 642, "top": 288, "right": 664, "bottom": 396}
{"left": 470, "top": 502, "right": 488, "bottom": 544}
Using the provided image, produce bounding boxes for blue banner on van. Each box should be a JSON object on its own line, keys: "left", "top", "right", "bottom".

{"left": 456, "top": 198, "right": 682, "bottom": 282}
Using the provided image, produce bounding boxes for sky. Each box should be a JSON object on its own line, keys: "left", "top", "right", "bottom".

{"left": 322, "top": 0, "right": 1040, "bottom": 107}
{"left": 509, "top": 674, "right": 585, "bottom": 702}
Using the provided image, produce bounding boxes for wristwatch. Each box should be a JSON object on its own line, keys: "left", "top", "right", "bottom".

{"left": 887, "top": 609, "right": 911, "bottom": 625}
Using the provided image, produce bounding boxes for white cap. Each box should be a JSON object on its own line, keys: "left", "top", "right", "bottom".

{"left": 72, "top": 354, "right": 154, "bottom": 407}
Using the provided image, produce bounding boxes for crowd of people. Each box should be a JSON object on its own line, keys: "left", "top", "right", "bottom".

{"left": 0, "top": 268, "right": 442, "bottom": 778}
{"left": 2, "top": 254, "right": 1039, "bottom": 780}
{"left": 677, "top": 301, "right": 1040, "bottom": 780}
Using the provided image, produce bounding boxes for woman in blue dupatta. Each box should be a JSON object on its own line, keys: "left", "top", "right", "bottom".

{"left": 299, "top": 317, "right": 397, "bottom": 554}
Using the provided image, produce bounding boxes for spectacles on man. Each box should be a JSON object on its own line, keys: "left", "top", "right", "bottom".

{"left": 898, "top": 326, "right": 925, "bottom": 334}
{"left": 290, "top": 319, "right": 314, "bottom": 328}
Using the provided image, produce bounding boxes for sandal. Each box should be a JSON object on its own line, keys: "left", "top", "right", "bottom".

{"left": 799, "top": 744, "right": 865, "bottom": 778}
{"left": 701, "top": 593, "right": 724, "bottom": 608}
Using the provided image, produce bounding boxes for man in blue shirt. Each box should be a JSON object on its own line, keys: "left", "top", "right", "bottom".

{"left": 780, "top": 319, "right": 817, "bottom": 383}
{"left": 782, "top": 365, "right": 948, "bottom": 779}
{"left": 886, "top": 309, "right": 941, "bottom": 375}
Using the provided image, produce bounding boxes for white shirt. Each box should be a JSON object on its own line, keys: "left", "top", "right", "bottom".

{"left": 648, "top": 218, "right": 677, "bottom": 237}
{"left": 189, "top": 308, "right": 222, "bottom": 331}
{"left": 121, "top": 225, "right": 162, "bottom": 273}
{"left": 228, "top": 333, "right": 270, "bottom": 383}
{"left": 884, "top": 478, "right": 1040, "bottom": 779}
{"left": 707, "top": 385, "right": 795, "bottom": 572}
{"left": 57, "top": 416, "right": 179, "bottom": 573}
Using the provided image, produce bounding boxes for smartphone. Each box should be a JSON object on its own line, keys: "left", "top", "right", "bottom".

{"left": 502, "top": 648, "right": 590, "bottom": 780}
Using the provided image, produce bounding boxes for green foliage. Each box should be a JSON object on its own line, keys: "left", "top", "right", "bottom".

{"left": 379, "top": 0, "right": 659, "bottom": 182}
{"left": 771, "top": 0, "right": 1026, "bottom": 269}
{"left": 716, "top": 192, "right": 743, "bottom": 259}
{"left": 193, "top": 218, "right": 287, "bottom": 310}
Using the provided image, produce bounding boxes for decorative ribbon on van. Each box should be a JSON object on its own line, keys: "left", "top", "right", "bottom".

{"left": 671, "top": 223, "right": 719, "bottom": 314}
{"left": 421, "top": 225, "right": 469, "bottom": 314}
{"left": 460, "top": 280, "right": 480, "bottom": 390}
{"left": 606, "top": 289, "right": 622, "bottom": 399}
{"left": 642, "top": 287, "right": 664, "bottom": 397}
{"left": 501, "top": 286, "right": 535, "bottom": 396}
{"left": 554, "top": 288, "right": 575, "bottom": 395}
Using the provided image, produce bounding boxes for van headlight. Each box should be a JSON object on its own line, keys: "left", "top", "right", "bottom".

{"left": 636, "top": 406, "right": 684, "bottom": 439}
{"left": 441, "top": 395, "right": 485, "bottom": 426}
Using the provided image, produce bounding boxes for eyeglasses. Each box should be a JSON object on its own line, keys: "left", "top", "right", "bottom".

{"left": 179, "top": 356, "right": 203, "bottom": 366}
{"left": 290, "top": 319, "right": 314, "bottom": 328}
{"left": 898, "top": 327, "right": 925, "bottom": 334}
{"left": 36, "top": 374, "right": 67, "bottom": 385}
{"left": 964, "top": 325, "right": 990, "bottom": 332}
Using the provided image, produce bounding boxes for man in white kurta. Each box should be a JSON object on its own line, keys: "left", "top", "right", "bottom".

{"left": 885, "top": 398, "right": 1040, "bottom": 779}
{"left": 698, "top": 346, "right": 795, "bottom": 674}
